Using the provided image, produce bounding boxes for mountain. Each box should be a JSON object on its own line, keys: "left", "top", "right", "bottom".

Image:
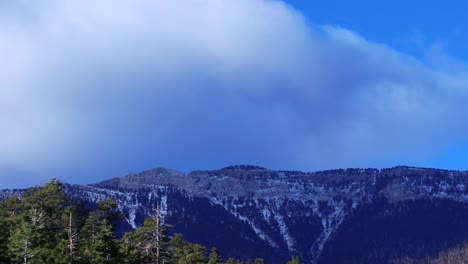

{"left": 3, "top": 165, "right": 468, "bottom": 263}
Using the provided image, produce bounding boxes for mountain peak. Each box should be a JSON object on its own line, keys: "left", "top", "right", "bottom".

{"left": 221, "top": 165, "right": 268, "bottom": 171}
{"left": 138, "top": 167, "right": 185, "bottom": 176}
{"left": 92, "top": 167, "right": 188, "bottom": 190}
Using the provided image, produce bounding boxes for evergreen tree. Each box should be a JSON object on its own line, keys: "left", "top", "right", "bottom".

{"left": 225, "top": 258, "right": 243, "bottom": 264}
{"left": 42, "top": 209, "right": 81, "bottom": 264}
{"left": 135, "top": 217, "right": 170, "bottom": 263}
{"left": 80, "top": 214, "right": 119, "bottom": 264}
{"left": 8, "top": 179, "right": 71, "bottom": 263}
{"left": 8, "top": 221, "right": 37, "bottom": 264}
{"left": 90, "top": 220, "right": 119, "bottom": 264}
{"left": 79, "top": 198, "right": 123, "bottom": 263}
{"left": 168, "top": 233, "right": 187, "bottom": 262}
{"left": 246, "top": 259, "right": 264, "bottom": 264}
{"left": 48, "top": 240, "right": 71, "bottom": 264}
{"left": 0, "top": 180, "right": 269, "bottom": 263}
{"left": 175, "top": 243, "right": 208, "bottom": 264}
{"left": 0, "top": 196, "right": 21, "bottom": 263}
{"left": 208, "top": 247, "right": 224, "bottom": 264}
{"left": 66, "top": 210, "right": 79, "bottom": 263}
{"left": 120, "top": 207, "right": 172, "bottom": 264}
{"left": 95, "top": 198, "right": 124, "bottom": 231}
{"left": 286, "top": 256, "right": 302, "bottom": 264}
{"left": 119, "top": 232, "right": 142, "bottom": 264}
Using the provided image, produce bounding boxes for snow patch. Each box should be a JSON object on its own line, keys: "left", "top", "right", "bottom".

{"left": 236, "top": 213, "right": 278, "bottom": 248}
{"left": 128, "top": 209, "right": 137, "bottom": 229}
{"left": 274, "top": 212, "right": 295, "bottom": 252}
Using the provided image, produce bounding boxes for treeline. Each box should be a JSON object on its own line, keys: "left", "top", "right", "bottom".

{"left": 397, "top": 243, "right": 468, "bottom": 264}
{"left": 0, "top": 180, "right": 301, "bottom": 264}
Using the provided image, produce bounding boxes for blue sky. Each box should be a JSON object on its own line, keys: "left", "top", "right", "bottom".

{"left": 286, "top": 0, "right": 468, "bottom": 169}
{"left": 1, "top": 0, "right": 468, "bottom": 188}
{"left": 288, "top": 0, "right": 466, "bottom": 58}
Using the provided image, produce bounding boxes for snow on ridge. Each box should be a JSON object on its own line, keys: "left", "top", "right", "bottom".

{"left": 236, "top": 213, "right": 279, "bottom": 248}
{"left": 159, "top": 194, "right": 168, "bottom": 223}
{"left": 208, "top": 196, "right": 279, "bottom": 248}
{"left": 274, "top": 212, "right": 295, "bottom": 253}
{"left": 54, "top": 167, "right": 468, "bottom": 264}
{"left": 309, "top": 200, "right": 349, "bottom": 261}
{"left": 128, "top": 209, "right": 137, "bottom": 229}
{"left": 262, "top": 209, "right": 272, "bottom": 222}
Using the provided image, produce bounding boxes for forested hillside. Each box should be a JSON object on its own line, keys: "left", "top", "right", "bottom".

{"left": 0, "top": 180, "right": 300, "bottom": 264}
{"left": 4, "top": 166, "right": 468, "bottom": 263}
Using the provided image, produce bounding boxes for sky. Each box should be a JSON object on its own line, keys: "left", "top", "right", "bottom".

{"left": 1, "top": 0, "right": 468, "bottom": 188}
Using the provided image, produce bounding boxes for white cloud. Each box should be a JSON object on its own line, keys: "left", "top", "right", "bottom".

{"left": 1, "top": 0, "right": 468, "bottom": 187}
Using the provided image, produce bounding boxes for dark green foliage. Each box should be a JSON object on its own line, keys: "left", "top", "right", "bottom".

{"left": 95, "top": 197, "right": 124, "bottom": 231}
{"left": 5, "top": 179, "right": 71, "bottom": 263}
{"left": 167, "top": 233, "right": 209, "bottom": 263}
{"left": 119, "top": 232, "right": 142, "bottom": 264}
{"left": 246, "top": 258, "right": 265, "bottom": 264}
{"left": 174, "top": 242, "right": 207, "bottom": 263}
{"left": 286, "top": 256, "right": 302, "bottom": 264}
{"left": 120, "top": 217, "right": 171, "bottom": 264}
{"left": 0, "top": 180, "right": 269, "bottom": 264}
{"left": 8, "top": 221, "right": 37, "bottom": 264}
{"left": 81, "top": 218, "right": 119, "bottom": 263}
{"left": 226, "top": 258, "right": 243, "bottom": 264}
{"left": 79, "top": 200, "right": 121, "bottom": 264}
{"left": 0, "top": 196, "right": 21, "bottom": 263}
{"left": 208, "top": 247, "right": 223, "bottom": 264}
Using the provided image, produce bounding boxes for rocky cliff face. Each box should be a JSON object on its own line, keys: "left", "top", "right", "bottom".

{"left": 3, "top": 166, "right": 468, "bottom": 263}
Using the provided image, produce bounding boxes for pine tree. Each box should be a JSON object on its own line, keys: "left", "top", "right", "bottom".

{"left": 131, "top": 214, "right": 170, "bottom": 263}
{"left": 79, "top": 198, "right": 123, "bottom": 263}
{"left": 175, "top": 243, "right": 208, "bottom": 264}
{"left": 44, "top": 210, "right": 79, "bottom": 264}
{"left": 119, "top": 205, "right": 173, "bottom": 264}
{"left": 286, "top": 256, "right": 302, "bottom": 264}
{"left": 8, "top": 221, "right": 35, "bottom": 264}
{"left": 208, "top": 247, "right": 224, "bottom": 264}
{"left": 0, "top": 180, "right": 270, "bottom": 263}
{"left": 66, "top": 211, "right": 79, "bottom": 262}
{"left": 168, "top": 233, "right": 187, "bottom": 262}
{"left": 48, "top": 240, "right": 71, "bottom": 264}
{"left": 8, "top": 180, "right": 71, "bottom": 263}
{"left": 0, "top": 196, "right": 21, "bottom": 263}
{"left": 225, "top": 258, "right": 243, "bottom": 264}
{"left": 91, "top": 220, "right": 119, "bottom": 264}
{"left": 119, "top": 232, "right": 142, "bottom": 264}
{"left": 95, "top": 198, "right": 124, "bottom": 231}
{"left": 79, "top": 214, "right": 119, "bottom": 263}
{"left": 245, "top": 258, "right": 264, "bottom": 264}
{"left": 24, "top": 180, "right": 70, "bottom": 251}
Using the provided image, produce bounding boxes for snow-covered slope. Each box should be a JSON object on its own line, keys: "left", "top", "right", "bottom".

{"left": 3, "top": 165, "right": 468, "bottom": 263}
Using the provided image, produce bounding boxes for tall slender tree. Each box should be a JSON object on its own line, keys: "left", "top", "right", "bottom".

{"left": 8, "top": 221, "right": 36, "bottom": 264}
{"left": 128, "top": 207, "right": 171, "bottom": 264}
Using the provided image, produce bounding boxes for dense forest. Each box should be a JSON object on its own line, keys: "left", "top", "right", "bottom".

{"left": 0, "top": 180, "right": 301, "bottom": 264}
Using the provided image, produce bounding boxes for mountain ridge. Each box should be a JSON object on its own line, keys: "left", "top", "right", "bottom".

{"left": 2, "top": 165, "right": 468, "bottom": 263}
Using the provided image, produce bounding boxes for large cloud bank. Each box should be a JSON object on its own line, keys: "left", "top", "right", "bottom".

{"left": 1, "top": 0, "right": 467, "bottom": 187}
